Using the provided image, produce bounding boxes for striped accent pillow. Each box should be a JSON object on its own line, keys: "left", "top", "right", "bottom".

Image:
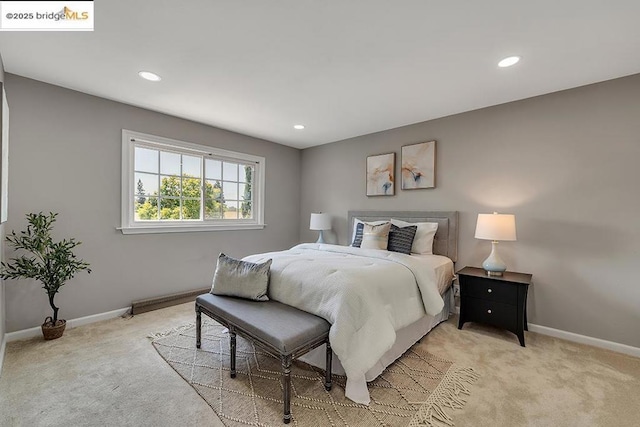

{"left": 351, "top": 222, "right": 365, "bottom": 247}
{"left": 391, "top": 219, "right": 438, "bottom": 254}
{"left": 387, "top": 224, "right": 417, "bottom": 254}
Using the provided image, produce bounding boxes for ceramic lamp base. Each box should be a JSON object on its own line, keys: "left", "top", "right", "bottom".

{"left": 482, "top": 241, "right": 507, "bottom": 276}
{"left": 316, "top": 230, "right": 326, "bottom": 244}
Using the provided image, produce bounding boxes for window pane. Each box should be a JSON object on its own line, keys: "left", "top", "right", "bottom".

{"left": 205, "top": 199, "right": 223, "bottom": 219}
{"left": 223, "top": 181, "right": 238, "bottom": 200}
{"left": 205, "top": 159, "right": 222, "bottom": 180}
{"left": 160, "top": 198, "right": 180, "bottom": 220}
{"left": 135, "top": 147, "right": 158, "bottom": 173}
{"left": 205, "top": 180, "right": 223, "bottom": 201}
{"left": 160, "top": 151, "right": 181, "bottom": 176}
{"left": 240, "top": 201, "right": 252, "bottom": 219}
{"left": 159, "top": 176, "right": 181, "bottom": 197}
{"left": 239, "top": 165, "right": 253, "bottom": 183}
{"left": 223, "top": 162, "right": 238, "bottom": 181}
{"left": 135, "top": 172, "right": 159, "bottom": 196}
{"left": 239, "top": 183, "right": 250, "bottom": 201}
{"left": 183, "top": 155, "right": 201, "bottom": 178}
{"left": 224, "top": 201, "right": 239, "bottom": 219}
{"left": 135, "top": 197, "right": 158, "bottom": 220}
{"left": 182, "top": 177, "right": 201, "bottom": 198}
{"left": 182, "top": 199, "right": 201, "bottom": 220}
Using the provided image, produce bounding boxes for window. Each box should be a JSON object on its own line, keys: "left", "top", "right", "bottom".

{"left": 121, "top": 130, "right": 265, "bottom": 234}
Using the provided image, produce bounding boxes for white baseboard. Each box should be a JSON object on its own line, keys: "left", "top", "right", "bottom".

{"left": 452, "top": 306, "right": 638, "bottom": 358}
{"left": 0, "top": 334, "right": 6, "bottom": 378}
{"left": 5, "top": 307, "right": 131, "bottom": 343}
{"left": 527, "top": 323, "right": 640, "bottom": 358}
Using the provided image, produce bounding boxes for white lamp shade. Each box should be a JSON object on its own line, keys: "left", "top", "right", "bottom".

{"left": 310, "top": 213, "right": 331, "bottom": 231}
{"left": 475, "top": 213, "right": 517, "bottom": 241}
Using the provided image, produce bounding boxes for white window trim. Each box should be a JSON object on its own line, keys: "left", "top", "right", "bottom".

{"left": 120, "top": 130, "right": 266, "bottom": 234}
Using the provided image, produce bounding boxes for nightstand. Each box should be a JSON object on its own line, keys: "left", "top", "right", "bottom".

{"left": 457, "top": 266, "right": 532, "bottom": 347}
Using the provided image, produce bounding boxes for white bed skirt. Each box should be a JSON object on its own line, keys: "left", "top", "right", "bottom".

{"left": 300, "top": 286, "right": 454, "bottom": 396}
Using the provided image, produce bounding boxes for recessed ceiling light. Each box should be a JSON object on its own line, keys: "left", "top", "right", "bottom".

{"left": 138, "top": 71, "right": 162, "bottom": 81}
{"left": 498, "top": 56, "right": 520, "bottom": 68}
{"left": 293, "top": 125, "right": 305, "bottom": 130}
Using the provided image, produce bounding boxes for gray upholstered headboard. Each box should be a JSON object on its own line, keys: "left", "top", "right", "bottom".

{"left": 347, "top": 210, "right": 459, "bottom": 262}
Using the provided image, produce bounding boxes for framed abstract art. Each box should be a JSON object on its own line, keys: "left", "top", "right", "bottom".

{"left": 366, "top": 152, "right": 395, "bottom": 196}
{"left": 401, "top": 141, "right": 435, "bottom": 190}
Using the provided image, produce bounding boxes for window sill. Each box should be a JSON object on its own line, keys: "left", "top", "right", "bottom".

{"left": 118, "top": 223, "right": 266, "bottom": 235}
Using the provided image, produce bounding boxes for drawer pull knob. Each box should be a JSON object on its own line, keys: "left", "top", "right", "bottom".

{"left": 487, "top": 309, "right": 492, "bottom": 314}
{"left": 488, "top": 289, "right": 492, "bottom": 293}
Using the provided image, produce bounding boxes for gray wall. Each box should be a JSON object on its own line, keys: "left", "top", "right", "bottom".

{"left": 300, "top": 74, "right": 640, "bottom": 348}
{"left": 0, "top": 54, "right": 5, "bottom": 348}
{"left": 4, "top": 74, "right": 301, "bottom": 332}
{"left": 5, "top": 69, "right": 640, "bottom": 349}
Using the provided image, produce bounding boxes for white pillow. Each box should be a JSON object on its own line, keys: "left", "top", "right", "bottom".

{"left": 391, "top": 219, "right": 438, "bottom": 254}
{"left": 351, "top": 217, "right": 388, "bottom": 245}
{"left": 360, "top": 222, "right": 391, "bottom": 250}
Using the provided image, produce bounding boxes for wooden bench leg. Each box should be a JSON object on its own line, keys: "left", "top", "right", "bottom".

{"left": 282, "top": 355, "right": 292, "bottom": 424}
{"left": 196, "top": 307, "right": 202, "bottom": 349}
{"left": 325, "top": 340, "right": 332, "bottom": 391}
{"left": 229, "top": 327, "right": 237, "bottom": 378}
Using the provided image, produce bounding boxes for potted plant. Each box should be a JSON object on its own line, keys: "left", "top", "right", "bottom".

{"left": 1, "top": 212, "right": 91, "bottom": 340}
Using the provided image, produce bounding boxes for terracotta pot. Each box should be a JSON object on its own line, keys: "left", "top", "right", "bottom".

{"left": 42, "top": 317, "right": 66, "bottom": 340}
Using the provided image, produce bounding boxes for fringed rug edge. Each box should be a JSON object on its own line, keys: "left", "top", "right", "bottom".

{"left": 147, "top": 322, "right": 195, "bottom": 340}
{"left": 408, "top": 364, "right": 480, "bottom": 426}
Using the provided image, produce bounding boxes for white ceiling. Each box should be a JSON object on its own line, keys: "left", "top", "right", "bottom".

{"left": 1, "top": 1, "right": 639, "bottom": 149}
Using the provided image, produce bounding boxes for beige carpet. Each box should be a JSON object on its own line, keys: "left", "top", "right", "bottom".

{"left": 2, "top": 302, "right": 639, "bottom": 427}
{"left": 152, "top": 319, "right": 478, "bottom": 426}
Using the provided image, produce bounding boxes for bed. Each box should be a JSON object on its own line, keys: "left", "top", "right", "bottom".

{"left": 243, "top": 210, "right": 458, "bottom": 405}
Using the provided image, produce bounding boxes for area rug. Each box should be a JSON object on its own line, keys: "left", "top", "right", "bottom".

{"left": 151, "top": 318, "right": 478, "bottom": 426}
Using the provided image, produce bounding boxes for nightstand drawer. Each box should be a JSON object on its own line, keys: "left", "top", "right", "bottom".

{"left": 460, "top": 276, "right": 518, "bottom": 305}
{"left": 463, "top": 297, "right": 517, "bottom": 330}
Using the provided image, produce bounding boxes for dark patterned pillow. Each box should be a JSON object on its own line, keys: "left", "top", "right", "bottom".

{"left": 387, "top": 224, "right": 417, "bottom": 254}
{"left": 351, "top": 222, "right": 365, "bottom": 247}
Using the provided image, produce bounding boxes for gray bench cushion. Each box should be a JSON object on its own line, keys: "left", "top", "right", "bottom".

{"left": 196, "top": 294, "right": 330, "bottom": 354}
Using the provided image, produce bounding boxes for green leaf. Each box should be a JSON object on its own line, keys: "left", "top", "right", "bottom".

{"left": 0, "top": 212, "right": 90, "bottom": 322}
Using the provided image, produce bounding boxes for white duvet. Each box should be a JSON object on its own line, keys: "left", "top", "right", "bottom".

{"left": 244, "top": 243, "right": 447, "bottom": 404}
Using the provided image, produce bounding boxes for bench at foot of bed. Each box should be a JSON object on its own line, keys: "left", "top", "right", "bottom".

{"left": 195, "top": 293, "right": 332, "bottom": 424}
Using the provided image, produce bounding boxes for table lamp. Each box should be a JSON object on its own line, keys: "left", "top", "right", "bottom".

{"left": 474, "top": 212, "right": 517, "bottom": 276}
{"left": 310, "top": 213, "right": 331, "bottom": 244}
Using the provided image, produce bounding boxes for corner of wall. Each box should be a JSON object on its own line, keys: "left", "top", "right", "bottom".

{"left": 0, "top": 201, "right": 4, "bottom": 372}
{"left": 296, "top": 148, "right": 304, "bottom": 244}
{"left": 0, "top": 51, "right": 6, "bottom": 376}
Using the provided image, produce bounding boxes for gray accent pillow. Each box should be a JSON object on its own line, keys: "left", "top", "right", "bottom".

{"left": 210, "top": 253, "right": 272, "bottom": 301}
